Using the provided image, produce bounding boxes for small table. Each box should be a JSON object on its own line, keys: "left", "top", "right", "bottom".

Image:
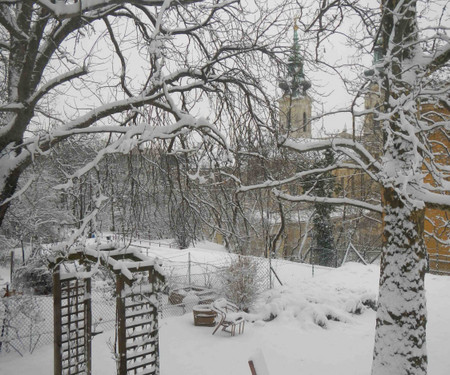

{"left": 193, "top": 305, "right": 217, "bottom": 327}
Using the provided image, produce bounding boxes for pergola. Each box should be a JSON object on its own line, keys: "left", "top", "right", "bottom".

{"left": 49, "top": 246, "right": 165, "bottom": 375}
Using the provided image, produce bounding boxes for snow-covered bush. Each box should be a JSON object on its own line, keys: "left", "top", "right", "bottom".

{"left": 220, "top": 256, "right": 262, "bottom": 311}
{"left": 13, "top": 257, "right": 52, "bottom": 295}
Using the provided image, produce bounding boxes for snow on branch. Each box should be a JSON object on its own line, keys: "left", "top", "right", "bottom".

{"left": 53, "top": 114, "right": 227, "bottom": 190}
{"left": 0, "top": 175, "right": 34, "bottom": 207}
{"left": 28, "top": 66, "right": 89, "bottom": 107}
{"left": 423, "top": 42, "right": 450, "bottom": 74}
{"left": 0, "top": 4, "right": 29, "bottom": 40}
{"left": 37, "top": 0, "right": 204, "bottom": 19}
{"left": 274, "top": 189, "right": 383, "bottom": 214}
{"left": 281, "top": 138, "right": 381, "bottom": 174}
{"left": 410, "top": 186, "right": 450, "bottom": 211}
{"left": 0, "top": 102, "right": 25, "bottom": 112}
{"left": 237, "top": 163, "right": 363, "bottom": 193}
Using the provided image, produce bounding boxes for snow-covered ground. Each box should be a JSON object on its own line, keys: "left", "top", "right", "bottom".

{"left": 1, "top": 241, "right": 449, "bottom": 374}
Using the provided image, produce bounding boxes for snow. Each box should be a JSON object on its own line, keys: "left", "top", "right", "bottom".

{"left": 1, "top": 243, "right": 449, "bottom": 375}
{"left": 249, "top": 348, "right": 270, "bottom": 375}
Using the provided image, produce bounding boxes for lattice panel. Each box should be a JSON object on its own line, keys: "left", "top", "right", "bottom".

{"left": 55, "top": 274, "right": 91, "bottom": 375}
{"left": 124, "top": 293, "right": 158, "bottom": 375}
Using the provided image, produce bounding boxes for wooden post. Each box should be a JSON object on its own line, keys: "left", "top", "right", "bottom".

{"left": 9, "top": 250, "right": 14, "bottom": 284}
{"left": 85, "top": 274, "right": 92, "bottom": 375}
{"left": 188, "top": 252, "right": 191, "bottom": 287}
{"left": 53, "top": 266, "right": 62, "bottom": 375}
{"left": 269, "top": 255, "right": 272, "bottom": 289}
{"left": 116, "top": 274, "right": 127, "bottom": 375}
{"left": 248, "top": 360, "right": 257, "bottom": 375}
{"left": 21, "top": 239, "right": 25, "bottom": 265}
{"left": 149, "top": 267, "right": 159, "bottom": 374}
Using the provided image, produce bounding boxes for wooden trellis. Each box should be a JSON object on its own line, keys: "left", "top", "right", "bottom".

{"left": 51, "top": 247, "right": 165, "bottom": 375}
{"left": 53, "top": 271, "right": 92, "bottom": 375}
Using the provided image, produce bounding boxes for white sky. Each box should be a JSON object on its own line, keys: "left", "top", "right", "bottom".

{"left": 47, "top": 0, "right": 447, "bottom": 141}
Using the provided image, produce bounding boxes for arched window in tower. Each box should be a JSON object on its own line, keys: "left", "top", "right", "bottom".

{"left": 303, "top": 112, "right": 307, "bottom": 132}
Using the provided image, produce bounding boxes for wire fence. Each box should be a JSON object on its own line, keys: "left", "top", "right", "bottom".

{"left": 0, "top": 289, "right": 116, "bottom": 356}
{"left": 0, "top": 253, "right": 272, "bottom": 356}
{"left": 1, "top": 244, "right": 446, "bottom": 357}
{"left": 428, "top": 253, "right": 450, "bottom": 275}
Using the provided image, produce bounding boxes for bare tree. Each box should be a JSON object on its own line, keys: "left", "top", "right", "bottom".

{"left": 0, "top": 0, "right": 292, "bottom": 232}
{"left": 238, "top": 1, "right": 449, "bottom": 374}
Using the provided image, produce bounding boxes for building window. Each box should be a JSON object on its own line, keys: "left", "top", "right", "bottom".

{"left": 303, "top": 112, "right": 307, "bottom": 132}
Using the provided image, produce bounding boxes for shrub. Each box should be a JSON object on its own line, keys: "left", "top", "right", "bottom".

{"left": 13, "top": 257, "right": 52, "bottom": 295}
{"left": 221, "top": 256, "right": 262, "bottom": 311}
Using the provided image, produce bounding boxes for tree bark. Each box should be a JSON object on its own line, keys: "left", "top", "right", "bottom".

{"left": 372, "top": 186, "right": 427, "bottom": 374}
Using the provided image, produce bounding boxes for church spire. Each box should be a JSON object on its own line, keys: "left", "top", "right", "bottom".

{"left": 280, "top": 19, "right": 311, "bottom": 97}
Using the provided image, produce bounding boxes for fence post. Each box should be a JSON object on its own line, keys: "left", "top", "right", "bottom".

{"left": 9, "top": 250, "right": 14, "bottom": 284}
{"left": 269, "top": 256, "right": 272, "bottom": 289}
{"left": 188, "top": 252, "right": 191, "bottom": 287}
{"left": 53, "top": 266, "right": 62, "bottom": 375}
{"left": 21, "top": 238, "right": 25, "bottom": 265}
{"left": 116, "top": 274, "right": 127, "bottom": 375}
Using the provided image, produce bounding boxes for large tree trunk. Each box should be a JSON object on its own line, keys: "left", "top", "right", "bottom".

{"left": 372, "top": 188, "right": 428, "bottom": 375}
{"left": 372, "top": 2, "right": 428, "bottom": 373}
{"left": 0, "top": 154, "right": 30, "bottom": 227}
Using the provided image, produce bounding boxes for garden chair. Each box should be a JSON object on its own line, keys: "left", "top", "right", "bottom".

{"left": 211, "top": 298, "right": 245, "bottom": 336}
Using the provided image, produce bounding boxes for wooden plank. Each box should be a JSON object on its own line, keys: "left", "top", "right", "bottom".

{"left": 61, "top": 339, "right": 85, "bottom": 351}
{"left": 85, "top": 275, "right": 92, "bottom": 375}
{"left": 61, "top": 311, "right": 85, "bottom": 319}
{"left": 61, "top": 328, "right": 86, "bottom": 339}
{"left": 126, "top": 308, "right": 154, "bottom": 319}
{"left": 61, "top": 317, "right": 85, "bottom": 326}
{"left": 62, "top": 364, "right": 87, "bottom": 375}
{"left": 60, "top": 291, "right": 86, "bottom": 300}
{"left": 125, "top": 301, "right": 150, "bottom": 309}
{"left": 62, "top": 344, "right": 86, "bottom": 354}
{"left": 116, "top": 274, "right": 127, "bottom": 375}
{"left": 126, "top": 347, "right": 155, "bottom": 361}
{"left": 54, "top": 268, "right": 62, "bottom": 375}
{"left": 125, "top": 330, "right": 151, "bottom": 342}
{"left": 126, "top": 319, "right": 154, "bottom": 330}
{"left": 148, "top": 269, "right": 159, "bottom": 375}
{"left": 126, "top": 337, "right": 156, "bottom": 351}
{"left": 62, "top": 352, "right": 85, "bottom": 361}
{"left": 126, "top": 356, "right": 156, "bottom": 372}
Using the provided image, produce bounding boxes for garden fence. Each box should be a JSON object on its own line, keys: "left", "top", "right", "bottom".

{"left": 0, "top": 253, "right": 273, "bottom": 356}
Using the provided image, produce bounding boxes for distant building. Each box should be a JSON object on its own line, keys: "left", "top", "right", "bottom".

{"left": 361, "top": 40, "right": 450, "bottom": 274}
{"left": 278, "top": 21, "right": 312, "bottom": 138}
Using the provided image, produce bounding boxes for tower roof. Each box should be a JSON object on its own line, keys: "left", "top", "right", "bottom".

{"left": 280, "top": 20, "right": 311, "bottom": 97}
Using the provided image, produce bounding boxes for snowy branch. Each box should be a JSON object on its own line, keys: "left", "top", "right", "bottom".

{"left": 273, "top": 189, "right": 383, "bottom": 214}
{"left": 37, "top": 0, "right": 204, "bottom": 19}
{"left": 28, "top": 66, "right": 89, "bottom": 106}
{"left": 237, "top": 163, "right": 366, "bottom": 193}
{"left": 0, "top": 5, "right": 29, "bottom": 40}
{"left": 280, "top": 138, "right": 382, "bottom": 174}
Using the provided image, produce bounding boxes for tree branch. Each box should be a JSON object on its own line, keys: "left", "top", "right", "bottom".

{"left": 274, "top": 189, "right": 383, "bottom": 214}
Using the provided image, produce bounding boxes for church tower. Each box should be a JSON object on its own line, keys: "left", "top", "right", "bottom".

{"left": 278, "top": 21, "right": 312, "bottom": 138}
{"left": 362, "top": 37, "right": 384, "bottom": 157}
